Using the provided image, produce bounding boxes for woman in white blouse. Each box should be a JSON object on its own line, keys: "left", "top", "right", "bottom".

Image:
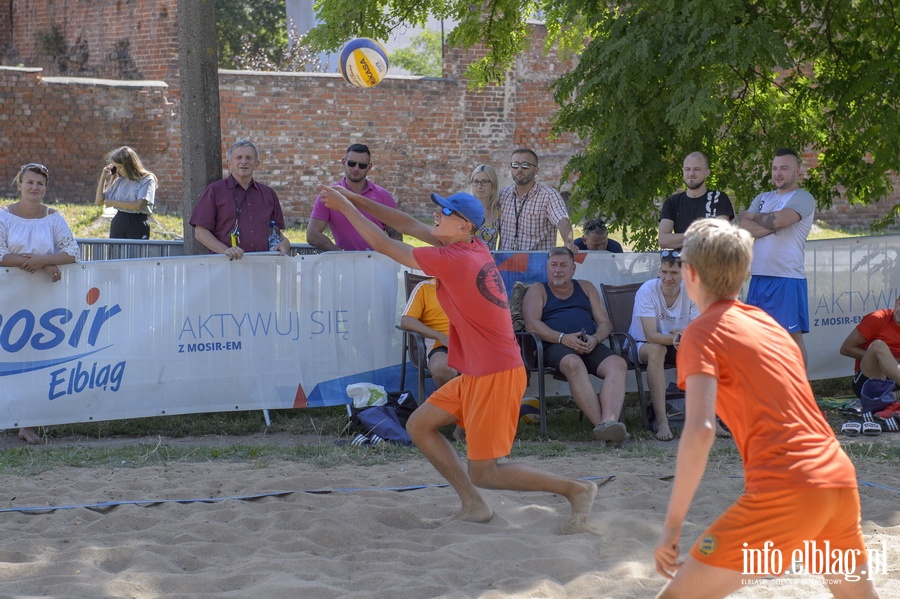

{"left": 1, "top": 162, "right": 79, "bottom": 444}
{"left": 95, "top": 146, "right": 158, "bottom": 239}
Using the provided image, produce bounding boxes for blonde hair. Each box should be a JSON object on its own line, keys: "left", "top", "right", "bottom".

{"left": 470, "top": 164, "right": 499, "bottom": 218}
{"left": 107, "top": 146, "right": 157, "bottom": 183}
{"left": 681, "top": 219, "right": 752, "bottom": 298}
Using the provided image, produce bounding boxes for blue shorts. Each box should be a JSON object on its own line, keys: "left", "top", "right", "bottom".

{"left": 747, "top": 276, "right": 809, "bottom": 334}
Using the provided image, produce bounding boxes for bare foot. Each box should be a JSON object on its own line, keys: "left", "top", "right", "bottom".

{"left": 715, "top": 421, "right": 731, "bottom": 438}
{"left": 655, "top": 425, "right": 674, "bottom": 441}
{"left": 451, "top": 501, "right": 493, "bottom": 523}
{"left": 18, "top": 427, "right": 42, "bottom": 444}
{"left": 567, "top": 480, "right": 598, "bottom": 525}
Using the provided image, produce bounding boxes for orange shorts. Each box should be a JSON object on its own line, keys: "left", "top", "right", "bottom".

{"left": 426, "top": 366, "right": 526, "bottom": 461}
{"left": 691, "top": 487, "right": 868, "bottom": 574}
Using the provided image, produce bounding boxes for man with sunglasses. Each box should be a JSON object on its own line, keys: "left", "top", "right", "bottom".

{"left": 658, "top": 152, "right": 734, "bottom": 249}
{"left": 626, "top": 250, "right": 701, "bottom": 441}
{"left": 316, "top": 184, "right": 598, "bottom": 526}
{"left": 498, "top": 148, "right": 576, "bottom": 253}
{"left": 575, "top": 218, "right": 623, "bottom": 253}
{"left": 307, "top": 143, "right": 401, "bottom": 251}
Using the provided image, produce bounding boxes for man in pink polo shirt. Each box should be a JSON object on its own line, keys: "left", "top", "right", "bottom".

{"left": 307, "top": 143, "right": 401, "bottom": 251}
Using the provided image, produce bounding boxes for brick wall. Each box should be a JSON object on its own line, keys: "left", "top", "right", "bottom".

{"left": 4, "top": 0, "right": 178, "bottom": 84}
{"left": 1, "top": 0, "right": 896, "bottom": 230}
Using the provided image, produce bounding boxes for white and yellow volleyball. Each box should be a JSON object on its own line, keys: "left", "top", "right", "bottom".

{"left": 338, "top": 38, "right": 389, "bottom": 88}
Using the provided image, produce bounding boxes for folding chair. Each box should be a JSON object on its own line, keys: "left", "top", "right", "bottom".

{"left": 599, "top": 282, "right": 654, "bottom": 430}
{"left": 397, "top": 272, "right": 434, "bottom": 404}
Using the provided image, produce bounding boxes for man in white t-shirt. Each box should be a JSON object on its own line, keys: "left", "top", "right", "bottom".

{"left": 739, "top": 148, "right": 815, "bottom": 368}
{"left": 627, "top": 251, "right": 699, "bottom": 441}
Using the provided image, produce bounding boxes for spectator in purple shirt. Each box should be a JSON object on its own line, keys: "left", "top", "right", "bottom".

{"left": 307, "top": 143, "right": 401, "bottom": 251}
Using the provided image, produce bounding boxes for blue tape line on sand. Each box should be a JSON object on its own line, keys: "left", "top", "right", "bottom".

{"left": 0, "top": 475, "right": 616, "bottom": 515}
{"left": 859, "top": 480, "right": 900, "bottom": 494}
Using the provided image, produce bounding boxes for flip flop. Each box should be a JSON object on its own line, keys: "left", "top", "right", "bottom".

{"left": 840, "top": 421, "right": 861, "bottom": 437}
{"left": 862, "top": 421, "right": 882, "bottom": 436}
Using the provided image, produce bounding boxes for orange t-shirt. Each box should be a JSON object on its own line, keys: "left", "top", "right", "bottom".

{"left": 413, "top": 240, "right": 522, "bottom": 376}
{"left": 402, "top": 279, "right": 449, "bottom": 348}
{"left": 678, "top": 299, "right": 857, "bottom": 494}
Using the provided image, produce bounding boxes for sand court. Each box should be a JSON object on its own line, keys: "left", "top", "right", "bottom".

{"left": 0, "top": 444, "right": 898, "bottom": 598}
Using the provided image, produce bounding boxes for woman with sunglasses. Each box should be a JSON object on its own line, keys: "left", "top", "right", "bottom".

{"left": 469, "top": 164, "right": 500, "bottom": 250}
{"left": 1, "top": 163, "right": 79, "bottom": 444}
{"left": 95, "top": 146, "right": 158, "bottom": 239}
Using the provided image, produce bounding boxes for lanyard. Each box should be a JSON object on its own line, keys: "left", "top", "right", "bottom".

{"left": 512, "top": 189, "right": 532, "bottom": 251}
{"left": 230, "top": 184, "right": 249, "bottom": 246}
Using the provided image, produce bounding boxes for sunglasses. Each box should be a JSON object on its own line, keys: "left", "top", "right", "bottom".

{"left": 660, "top": 249, "right": 681, "bottom": 259}
{"left": 471, "top": 179, "right": 492, "bottom": 187}
{"left": 345, "top": 160, "right": 369, "bottom": 169}
{"left": 510, "top": 161, "right": 534, "bottom": 170}
{"left": 440, "top": 206, "right": 468, "bottom": 222}
{"left": 21, "top": 163, "right": 49, "bottom": 176}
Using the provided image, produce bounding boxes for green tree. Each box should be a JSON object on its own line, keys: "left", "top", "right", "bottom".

{"left": 308, "top": 0, "right": 900, "bottom": 249}
{"left": 390, "top": 30, "right": 443, "bottom": 77}
{"left": 215, "top": 0, "right": 288, "bottom": 70}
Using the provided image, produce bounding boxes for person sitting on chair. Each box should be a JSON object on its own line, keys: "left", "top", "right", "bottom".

{"left": 522, "top": 247, "right": 629, "bottom": 443}
{"left": 401, "top": 277, "right": 459, "bottom": 389}
{"left": 626, "top": 250, "right": 700, "bottom": 441}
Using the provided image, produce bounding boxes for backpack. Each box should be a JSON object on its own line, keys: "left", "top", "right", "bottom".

{"left": 349, "top": 390, "right": 419, "bottom": 446}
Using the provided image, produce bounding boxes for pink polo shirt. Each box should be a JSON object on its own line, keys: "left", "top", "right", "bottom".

{"left": 310, "top": 178, "right": 397, "bottom": 250}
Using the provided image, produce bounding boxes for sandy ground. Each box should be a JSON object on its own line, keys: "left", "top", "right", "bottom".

{"left": 0, "top": 432, "right": 898, "bottom": 598}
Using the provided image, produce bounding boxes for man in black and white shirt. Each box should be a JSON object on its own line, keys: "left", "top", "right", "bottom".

{"left": 658, "top": 151, "right": 734, "bottom": 249}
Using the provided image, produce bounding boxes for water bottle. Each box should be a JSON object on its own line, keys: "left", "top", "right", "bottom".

{"left": 267, "top": 220, "right": 281, "bottom": 251}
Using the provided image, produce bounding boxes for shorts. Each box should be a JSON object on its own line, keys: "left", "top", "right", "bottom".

{"left": 427, "top": 345, "right": 448, "bottom": 361}
{"left": 690, "top": 487, "right": 867, "bottom": 573}
{"left": 634, "top": 342, "right": 677, "bottom": 366}
{"left": 426, "top": 366, "right": 526, "bottom": 461}
{"left": 747, "top": 276, "right": 809, "bottom": 334}
{"left": 544, "top": 340, "right": 617, "bottom": 373}
{"left": 110, "top": 211, "right": 150, "bottom": 240}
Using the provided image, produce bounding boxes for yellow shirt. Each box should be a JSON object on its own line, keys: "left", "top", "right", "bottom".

{"left": 402, "top": 279, "right": 449, "bottom": 348}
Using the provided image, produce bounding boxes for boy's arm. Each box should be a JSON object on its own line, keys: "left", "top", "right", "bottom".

{"left": 318, "top": 185, "right": 420, "bottom": 269}
{"left": 839, "top": 328, "right": 868, "bottom": 361}
{"left": 329, "top": 186, "right": 442, "bottom": 246}
{"left": 654, "top": 372, "right": 718, "bottom": 578}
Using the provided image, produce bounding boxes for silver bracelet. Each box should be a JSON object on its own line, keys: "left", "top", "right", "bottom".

{"left": 557, "top": 332, "right": 565, "bottom": 344}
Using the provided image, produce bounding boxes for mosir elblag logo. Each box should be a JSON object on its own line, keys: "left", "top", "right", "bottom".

{"left": 0, "top": 287, "right": 124, "bottom": 400}
{"left": 742, "top": 539, "right": 889, "bottom": 583}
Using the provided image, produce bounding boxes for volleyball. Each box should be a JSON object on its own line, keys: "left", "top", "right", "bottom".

{"left": 338, "top": 38, "right": 389, "bottom": 88}
{"left": 519, "top": 397, "right": 542, "bottom": 424}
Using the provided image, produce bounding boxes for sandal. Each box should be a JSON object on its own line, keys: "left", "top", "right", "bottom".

{"left": 840, "top": 421, "right": 861, "bottom": 437}
{"left": 862, "top": 421, "right": 882, "bottom": 436}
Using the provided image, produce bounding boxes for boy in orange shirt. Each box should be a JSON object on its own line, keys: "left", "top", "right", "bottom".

{"left": 318, "top": 184, "right": 597, "bottom": 525}
{"left": 654, "top": 219, "right": 879, "bottom": 598}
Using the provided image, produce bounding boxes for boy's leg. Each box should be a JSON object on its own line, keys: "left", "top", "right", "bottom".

{"left": 860, "top": 340, "right": 900, "bottom": 385}
{"left": 656, "top": 555, "right": 745, "bottom": 599}
{"left": 826, "top": 565, "right": 880, "bottom": 599}
{"left": 467, "top": 459, "right": 598, "bottom": 525}
{"left": 406, "top": 401, "right": 492, "bottom": 522}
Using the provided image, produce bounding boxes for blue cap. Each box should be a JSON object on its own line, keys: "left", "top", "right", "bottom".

{"left": 430, "top": 192, "right": 485, "bottom": 228}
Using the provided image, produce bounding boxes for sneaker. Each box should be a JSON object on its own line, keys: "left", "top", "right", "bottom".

{"left": 874, "top": 401, "right": 900, "bottom": 420}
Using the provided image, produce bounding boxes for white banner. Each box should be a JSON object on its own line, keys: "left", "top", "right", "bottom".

{"left": 1, "top": 236, "right": 897, "bottom": 428}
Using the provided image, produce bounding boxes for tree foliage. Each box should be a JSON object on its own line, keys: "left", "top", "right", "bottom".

{"left": 390, "top": 30, "right": 443, "bottom": 77}
{"left": 309, "top": 0, "right": 900, "bottom": 248}
{"left": 215, "top": 0, "right": 288, "bottom": 70}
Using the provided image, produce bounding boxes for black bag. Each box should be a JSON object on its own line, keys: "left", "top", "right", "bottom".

{"left": 350, "top": 390, "right": 419, "bottom": 446}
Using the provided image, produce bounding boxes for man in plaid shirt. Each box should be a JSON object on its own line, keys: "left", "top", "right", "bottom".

{"left": 497, "top": 148, "right": 576, "bottom": 252}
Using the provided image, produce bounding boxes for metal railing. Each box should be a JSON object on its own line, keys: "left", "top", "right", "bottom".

{"left": 76, "top": 238, "right": 320, "bottom": 260}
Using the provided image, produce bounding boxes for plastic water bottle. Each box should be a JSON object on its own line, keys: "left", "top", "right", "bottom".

{"left": 267, "top": 220, "right": 281, "bottom": 251}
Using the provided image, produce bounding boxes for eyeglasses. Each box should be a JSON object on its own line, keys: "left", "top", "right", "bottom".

{"left": 585, "top": 223, "right": 607, "bottom": 232}
{"left": 345, "top": 160, "right": 369, "bottom": 169}
{"left": 510, "top": 161, "right": 533, "bottom": 170}
{"left": 660, "top": 250, "right": 681, "bottom": 259}
{"left": 21, "top": 163, "right": 49, "bottom": 176}
{"left": 471, "top": 179, "right": 492, "bottom": 187}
